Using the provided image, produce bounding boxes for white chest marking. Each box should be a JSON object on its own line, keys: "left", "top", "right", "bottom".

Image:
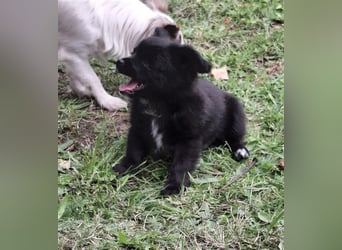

{"left": 151, "top": 119, "right": 163, "bottom": 150}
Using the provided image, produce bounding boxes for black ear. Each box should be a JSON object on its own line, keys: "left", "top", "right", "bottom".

{"left": 163, "top": 24, "right": 180, "bottom": 39}
{"left": 154, "top": 24, "right": 180, "bottom": 40}
{"left": 169, "top": 45, "right": 211, "bottom": 73}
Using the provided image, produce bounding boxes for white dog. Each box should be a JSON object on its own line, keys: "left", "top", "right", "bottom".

{"left": 58, "top": 0, "right": 182, "bottom": 110}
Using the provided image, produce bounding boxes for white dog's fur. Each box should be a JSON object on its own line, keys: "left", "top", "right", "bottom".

{"left": 58, "top": 0, "right": 181, "bottom": 110}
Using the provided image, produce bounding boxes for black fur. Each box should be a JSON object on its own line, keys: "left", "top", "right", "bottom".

{"left": 113, "top": 37, "right": 249, "bottom": 195}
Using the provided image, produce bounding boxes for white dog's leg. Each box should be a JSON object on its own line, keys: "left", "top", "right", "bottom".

{"left": 63, "top": 55, "right": 127, "bottom": 111}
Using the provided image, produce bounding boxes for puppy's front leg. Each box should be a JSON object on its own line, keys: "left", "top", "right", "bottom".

{"left": 112, "top": 129, "right": 148, "bottom": 174}
{"left": 161, "top": 140, "right": 202, "bottom": 195}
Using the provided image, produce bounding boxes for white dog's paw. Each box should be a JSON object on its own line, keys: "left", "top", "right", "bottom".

{"left": 97, "top": 95, "right": 127, "bottom": 111}
{"left": 66, "top": 85, "right": 73, "bottom": 94}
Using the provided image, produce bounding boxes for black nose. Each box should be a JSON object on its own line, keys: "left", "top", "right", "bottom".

{"left": 116, "top": 59, "right": 126, "bottom": 73}
{"left": 116, "top": 59, "right": 125, "bottom": 66}
{"left": 116, "top": 57, "right": 133, "bottom": 76}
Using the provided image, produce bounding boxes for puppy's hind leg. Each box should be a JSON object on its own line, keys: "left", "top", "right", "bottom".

{"left": 224, "top": 96, "right": 249, "bottom": 161}
{"left": 63, "top": 54, "right": 127, "bottom": 111}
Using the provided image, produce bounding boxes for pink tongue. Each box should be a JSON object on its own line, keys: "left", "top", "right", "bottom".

{"left": 119, "top": 81, "right": 138, "bottom": 91}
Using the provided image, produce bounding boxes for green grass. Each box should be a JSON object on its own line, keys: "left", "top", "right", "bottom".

{"left": 58, "top": 0, "right": 284, "bottom": 249}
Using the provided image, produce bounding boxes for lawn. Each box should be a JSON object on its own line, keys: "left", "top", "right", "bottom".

{"left": 58, "top": 0, "right": 284, "bottom": 249}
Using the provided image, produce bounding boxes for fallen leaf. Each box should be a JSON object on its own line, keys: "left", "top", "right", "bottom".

{"left": 58, "top": 159, "right": 71, "bottom": 170}
{"left": 278, "top": 159, "right": 284, "bottom": 170}
{"left": 211, "top": 66, "right": 229, "bottom": 80}
{"left": 224, "top": 17, "right": 231, "bottom": 25}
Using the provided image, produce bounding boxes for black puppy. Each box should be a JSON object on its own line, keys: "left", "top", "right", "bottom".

{"left": 113, "top": 37, "right": 249, "bottom": 195}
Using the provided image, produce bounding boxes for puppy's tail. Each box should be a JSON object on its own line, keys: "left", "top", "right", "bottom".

{"left": 141, "top": 0, "right": 168, "bottom": 13}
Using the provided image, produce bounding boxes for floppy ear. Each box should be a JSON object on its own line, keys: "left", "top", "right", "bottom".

{"left": 170, "top": 45, "right": 211, "bottom": 73}
{"left": 154, "top": 24, "right": 180, "bottom": 40}
{"left": 163, "top": 24, "right": 180, "bottom": 39}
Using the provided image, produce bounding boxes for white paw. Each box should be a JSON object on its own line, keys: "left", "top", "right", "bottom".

{"left": 66, "top": 85, "right": 73, "bottom": 94}
{"left": 97, "top": 95, "right": 127, "bottom": 111}
{"left": 234, "top": 148, "right": 249, "bottom": 160}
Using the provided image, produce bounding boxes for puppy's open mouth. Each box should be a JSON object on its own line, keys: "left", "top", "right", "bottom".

{"left": 119, "top": 79, "right": 145, "bottom": 94}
